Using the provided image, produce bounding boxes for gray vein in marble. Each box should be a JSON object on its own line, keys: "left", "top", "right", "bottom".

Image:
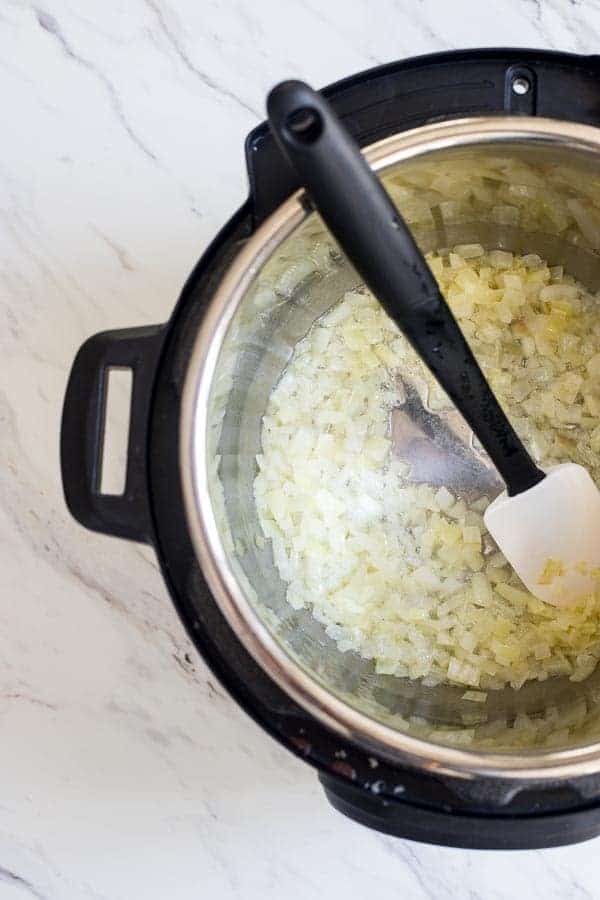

{"left": 34, "top": 8, "right": 159, "bottom": 162}
{"left": 205, "top": 677, "right": 226, "bottom": 701}
{"left": 524, "top": 0, "right": 544, "bottom": 20}
{"left": 521, "top": 0, "right": 600, "bottom": 51}
{"left": 90, "top": 225, "right": 136, "bottom": 271}
{"left": 1, "top": 693, "right": 57, "bottom": 711}
{"left": 289, "top": 0, "right": 384, "bottom": 66}
{"left": 380, "top": 836, "right": 483, "bottom": 900}
{"left": 0, "top": 389, "right": 196, "bottom": 690}
{"left": 398, "top": 0, "right": 449, "bottom": 50}
{"left": 143, "top": 0, "right": 261, "bottom": 119}
{"left": 391, "top": 842, "right": 441, "bottom": 900}
{"left": 533, "top": 851, "right": 596, "bottom": 900}
{"left": 522, "top": 0, "right": 566, "bottom": 46}
{"left": 0, "top": 866, "right": 46, "bottom": 900}
{"left": 63, "top": 7, "right": 132, "bottom": 46}
{"left": 0, "top": 202, "right": 107, "bottom": 319}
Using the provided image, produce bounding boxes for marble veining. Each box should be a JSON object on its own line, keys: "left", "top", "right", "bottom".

{"left": 3, "top": 1, "right": 600, "bottom": 897}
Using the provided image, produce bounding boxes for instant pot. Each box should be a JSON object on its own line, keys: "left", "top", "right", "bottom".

{"left": 61, "top": 49, "right": 600, "bottom": 849}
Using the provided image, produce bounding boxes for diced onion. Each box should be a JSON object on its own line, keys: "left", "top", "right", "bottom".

{"left": 254, "top": 249, "right": 600, "bottom": 693}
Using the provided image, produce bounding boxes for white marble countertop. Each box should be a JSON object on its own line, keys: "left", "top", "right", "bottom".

{"left": 3, "top": 1, "right": 600, "bottom": 897}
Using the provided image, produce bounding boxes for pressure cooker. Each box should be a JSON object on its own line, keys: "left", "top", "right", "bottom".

{"left": 61, "top": 48, "right": 600, "bottom": 849}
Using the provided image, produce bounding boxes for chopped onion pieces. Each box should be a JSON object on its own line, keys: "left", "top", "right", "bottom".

{"left": 255, "top": 250, "right": 600, "bottom": 691}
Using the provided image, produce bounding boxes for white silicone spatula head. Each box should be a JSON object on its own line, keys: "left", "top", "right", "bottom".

{"left": 484, "top": 463, "right": 600, "bottom": 607}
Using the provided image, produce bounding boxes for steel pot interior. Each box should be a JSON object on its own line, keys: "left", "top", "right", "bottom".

{"left": 182, "top": 118, "right": 600, "bottom": 777}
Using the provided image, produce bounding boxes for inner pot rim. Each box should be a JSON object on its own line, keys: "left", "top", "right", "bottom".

{"left": 181, "top": 115, "right": 600, "bottom": 780}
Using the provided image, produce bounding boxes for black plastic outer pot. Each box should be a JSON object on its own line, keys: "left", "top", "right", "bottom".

{"left": 61, "top": 49, "right": 600, "bottom": 849}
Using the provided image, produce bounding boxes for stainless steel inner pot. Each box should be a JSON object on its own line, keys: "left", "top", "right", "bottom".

{"left": 182, "top": 117, "right": 600, "bottom": 780}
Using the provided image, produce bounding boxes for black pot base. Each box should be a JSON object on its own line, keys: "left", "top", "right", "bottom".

{"left": 320, "top": 773, "right": 600, "bottom": 849}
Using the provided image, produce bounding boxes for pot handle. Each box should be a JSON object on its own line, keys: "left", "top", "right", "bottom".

{"left": 60, "top": 325, "right": 165, "bottom": 543}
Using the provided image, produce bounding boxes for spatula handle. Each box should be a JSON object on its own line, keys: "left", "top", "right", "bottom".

{"left": 267, "top": 80, "right": 544, "bottom": 497}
